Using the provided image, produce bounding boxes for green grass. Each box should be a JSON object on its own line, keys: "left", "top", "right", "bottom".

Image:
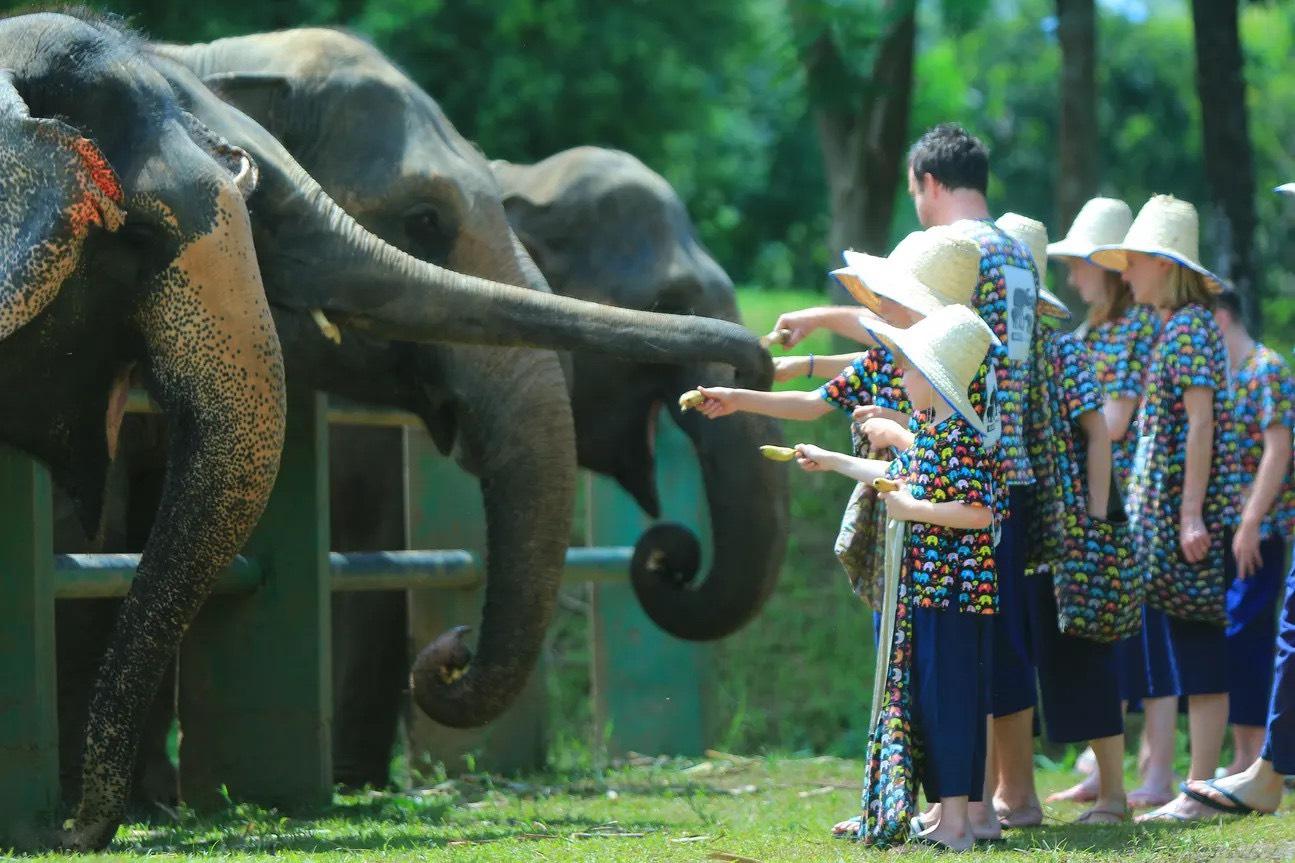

{"left": 38, "top": 756, "right": 1295, "bottom": 861}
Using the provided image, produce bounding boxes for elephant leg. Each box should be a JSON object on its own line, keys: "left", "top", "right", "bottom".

{"left": 329, "top": 425, "right": 408, "bottom": 790}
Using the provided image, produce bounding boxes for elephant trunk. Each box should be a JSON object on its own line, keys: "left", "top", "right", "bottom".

{"left": 629, "top": 370, "right": 789, "bottom": 640}
{"left": 66, "top": 180, "right": 285, "bottom": 849}
{"left": 409, "top": 347, "right": 576, "bottom": 728}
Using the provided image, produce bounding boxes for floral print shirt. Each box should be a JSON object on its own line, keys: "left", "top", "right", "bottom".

{"left": 1230, "top": 343, "right": 1295, "bottom": 540}
{"left": 1083, "top": 304, "right": 1160, "bottom": 488}
{"left": 951, "top": 218, "right": 1039, "bottom": 487}
{"left": 1127, "top": 304, "right": 1237, "bottom": 623}
{"left": 819, "top": 347, "right": 911, "bottom": 415}
{"left": 885, "top": 413, "right": 998, "bottom": 614}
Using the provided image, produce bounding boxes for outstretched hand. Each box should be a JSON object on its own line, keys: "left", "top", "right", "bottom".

{"left": 771, "top": 309, "right": 825, "bottom": 350}
{"left": 793, "top": 443, "right": 834, "bottom": 472}
{"left": 694, "top": 386, "right": 738, "bottom": 419}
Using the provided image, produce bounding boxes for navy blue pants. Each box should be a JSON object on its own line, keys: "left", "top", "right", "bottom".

{"left": 1227, "top": 537, "right": 1285, "bottom": 726}
{"left": 992, "top": 486, "right": 1036, "bottom": 717}
{"left": 1137, "top": 605, "right": 1228, "bottom": 697}
{"left": 912, "top": 607, "right": 991, "bottom": 802}
{"left": 1262, "top": 560, "right": 1295, "bottom": 774}
{"left": 1028, "top": 568, "right": 1124, "bottom": 744}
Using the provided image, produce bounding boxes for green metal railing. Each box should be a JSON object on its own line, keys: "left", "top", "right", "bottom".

{"left": 0, "top": 388, "right": 711, "bottom": 845}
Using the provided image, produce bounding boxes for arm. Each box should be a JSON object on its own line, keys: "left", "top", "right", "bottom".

{"left": 1079, "top": 410, "right": 1112, "bottom": 518}
{"left": 773, "top": 306, "right": 880, "bottom": 349}
{"left": 693, "top": 386, "right": 832, "bottom": 421}
{"left": 1233, "top": 423, "right": 1294, "bottom": 577}
{"left": 1103, "top": 396, "right": 1138, "bottom": 444}
{"left": 882, "top": 491, "right": 993, "bottom": 530}
{"left": 1179, "top": 386, "right": 1214, "bottom": 563}
{"left": 773, "top": 352, "right": 867, "bottom": 382}
{"left": 792, "top": 443, "right": 890, "bottom": 484}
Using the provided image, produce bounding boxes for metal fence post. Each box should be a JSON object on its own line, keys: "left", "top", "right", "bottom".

{"left": 589, "top": 420, "right": 711, "bottom": 759}
{"left": 403, "top": 427, "right": 547, "bottom": 777}
{"left": 178, "top": 388, "right": 332, "bottom": 810}
{"left": 0, "top": 447, "right": 57, "bottom": 848}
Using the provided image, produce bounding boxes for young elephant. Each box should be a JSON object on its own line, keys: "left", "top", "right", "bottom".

{"left": 0, "top": 13, "right": 285, "bottom": 850}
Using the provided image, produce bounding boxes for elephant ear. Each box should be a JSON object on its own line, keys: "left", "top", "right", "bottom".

{"left": 0, "top": 70, "right": 125, "bottom": 341}
{"left": 201, "top": 71, "right": 292, "bottom": 131}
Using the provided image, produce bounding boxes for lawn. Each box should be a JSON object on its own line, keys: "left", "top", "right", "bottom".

{"left": 45, "top": 755, "right": 1295, "bottom": 861}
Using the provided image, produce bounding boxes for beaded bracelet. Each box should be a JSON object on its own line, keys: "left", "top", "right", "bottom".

{"left": 807, "top": 353, "right": 815, "bottom": 378}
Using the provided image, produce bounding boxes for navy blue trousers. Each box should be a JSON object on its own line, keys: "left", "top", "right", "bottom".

{"left": 1028, "top": 569, "right": 1124, "bottom": 744}
{"left": 911, "top": 607, "right": 991, "bottom": 802}
{"left": 1262, "top": 559, "right": 1295, "bottom": 774}
{"left": 992, "top": 486, "right": 1036, "bottom": 717}
{"left": 1226, "top": 537, "right": 1285, "bottom": 726}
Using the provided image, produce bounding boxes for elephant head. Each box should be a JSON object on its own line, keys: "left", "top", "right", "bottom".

{"left": 493, "top": 147, "right": 790, "bottom": 640}
{"left": 0, "top": 12, "right": 285, "bottom": 849}
{"left": 146, "top": 31, "right": 775, "bottom": 736}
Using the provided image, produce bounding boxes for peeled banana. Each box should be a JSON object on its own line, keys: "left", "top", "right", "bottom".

{"left": 759, "top": 328, "right": 792, "bottom": 349}
{"left": 679, "top": 390, "right": 706, "bottom": 412}
{"left": 872, "top": 477, "right": 900, "bottom": 493}
{"left": 760, "top": 445, "right": 797, "bottom": 462}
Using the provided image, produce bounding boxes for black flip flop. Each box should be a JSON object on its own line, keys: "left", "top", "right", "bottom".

{"left": 1179, "top": 779, "right": 1256, "bottom": 815}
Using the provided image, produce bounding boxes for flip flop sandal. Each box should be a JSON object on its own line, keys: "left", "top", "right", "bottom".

{"left": 997, "top": 806, "right": 1044, "bottom": 829}
{"left": 1137, "top": 810, "right": 1189, "bottom": 823}
{"left": 1073, "top": 807, "right": 1128, "bottom": 825}
{"left": 910, "top": 832, "right": 971, "bottom": 852}
{"left": 830, "top": 815, "right": 862, "bottom": 839}
{"left": 1179, "top": 779, "right": 1260, "bottom": 816}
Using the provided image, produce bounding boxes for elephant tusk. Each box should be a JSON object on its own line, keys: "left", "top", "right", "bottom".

{"left": 310, "top": 308, "right": 342, "bottom": 345}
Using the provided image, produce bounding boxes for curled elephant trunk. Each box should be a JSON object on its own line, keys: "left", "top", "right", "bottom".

{"left": 409, "top": 347, "right": 576, "bottom": 727}
{"left": 628, "top": 374, "right": 789, "bottom": 641}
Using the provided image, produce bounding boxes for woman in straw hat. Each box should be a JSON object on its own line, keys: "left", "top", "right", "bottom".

{"left": 998, "top": 213, "right": 1129, "bottom": 824}
{"left": 1174, "top": 181, "right": 1295, "bottom": 819}
{"left": 1087, "top": 194, "right": 1239, "bottom": 824}
{"left": 793, "top": 303, "right": 998, "bottom": 852}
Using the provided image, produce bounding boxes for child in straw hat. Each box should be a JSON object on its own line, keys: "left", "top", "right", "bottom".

{"left": 998, "top": 213, "right": 1131, "bottom": 824}
{"left": 793, "top": 303, "right": 997, "bottom": 852}
{"left": 1177, "top": 181, "right": 1295, "bottom": 818}
{"left": 1088, "top": 194, "right": 1240, "bottom": 824}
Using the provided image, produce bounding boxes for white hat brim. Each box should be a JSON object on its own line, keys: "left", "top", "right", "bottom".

{"left": 1275, "top": 183, "right": 1295, "bottom": 195}
{"left": 833, "top": 250, "right": 943, "bottom": 317}
{"left": 1038, "top": 288, "right": 1070, "bottom": 319}
{"left": 1088, "top": 244, "right": 1223, "bottom": 292}
{"left": 859, "top": 317, "right": 988, "bottom": 436}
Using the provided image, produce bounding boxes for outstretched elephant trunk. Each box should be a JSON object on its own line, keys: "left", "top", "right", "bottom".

{"left": 409, "top": 344, "right": 576, "bottom": 727}
{"left": 70, "top": 172, "right": 285, "bottom": 848}
{"left": 629, "top": 366, "right": 790, "bottom": 641}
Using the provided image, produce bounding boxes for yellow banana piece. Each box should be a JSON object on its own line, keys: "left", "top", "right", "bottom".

{"left": 760, "top": 445, "right": 797, "bottom": 462}
{"left": 679, "top": 390, "right": 706, "bottom": 412}
{"left": 872, "top": 477, "right": 900, "bottom": 493}
{"left": 310, "top": 308, "right": 342, "bottom": 345}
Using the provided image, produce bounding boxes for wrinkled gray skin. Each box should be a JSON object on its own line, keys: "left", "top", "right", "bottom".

{"left": 52, "top": 27, "right": 776, "bottom": 800}
{"left": 0, "top": 13, "right": 286, "bottom": 850}
{"left": 493, "top": 148, "right": 790, "bottom": 640}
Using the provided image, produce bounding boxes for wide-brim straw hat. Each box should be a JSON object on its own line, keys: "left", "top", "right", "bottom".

{"left": 858, "top": 303, "right": 995, "bottom": 436}
{"left": 829, "top": 226, "right": 981, "bottom": 318}
{"left": 1089, "top": 194, "right": 1223, "bottom": 291}
{"left": 1046, "top": 197, "right": 1133, "bottom": 264}
{"left": 1276, "top": 183, "right": 1295, "bottom": 195}
{"left": 995, "top": 212, "right": 1069, "bottom": 320}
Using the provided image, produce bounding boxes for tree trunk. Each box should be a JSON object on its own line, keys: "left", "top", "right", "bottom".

{"left": 1055, "top": 0, "right": 1098, "bottom": 234}
{"left": 804, "top": 3, "right": 916, "bottom": 305}
{"left": 1191, "top": 0, "right": 1259, "bottom": 328}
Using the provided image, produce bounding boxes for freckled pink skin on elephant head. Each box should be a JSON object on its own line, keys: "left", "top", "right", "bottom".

{"left": 493, "top": 147, "right": 791, "bottom": 640}
{"left": 0, "top": 12, "right": 286, "bottom": 851}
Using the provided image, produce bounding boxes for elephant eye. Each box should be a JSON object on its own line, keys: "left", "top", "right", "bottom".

{"left": 404, "top": 207, "right": 453, "bottom": 266}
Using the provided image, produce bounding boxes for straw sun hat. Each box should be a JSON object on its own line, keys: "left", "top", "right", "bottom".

{"left": 830, "top": 226, "right": 980, "bottom": 318}
{"left": 1277, "top": 183, "right": 1295, "bottom": 195}
{"left": 995, "top": 212, "right": 1069, "bottom": 320}
{"left": 859, "top": 303, "right": 995, "bottom": 436}
{"left": 1089, "top": 194, "right": 1223, "bottom": 291}
{"left": 1045, "top": 197, "right": 1133, "bottom": 262}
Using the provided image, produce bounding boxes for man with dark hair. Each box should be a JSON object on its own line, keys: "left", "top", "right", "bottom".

{"left": 771, "top": 123, "right": 1042, "bottom": 839}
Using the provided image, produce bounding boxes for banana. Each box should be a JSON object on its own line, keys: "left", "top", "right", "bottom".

{"left": 679, "top": 390, "right": 706, "bottom": 412}
{"left": 760, "top": 445, "right": 797, "bottom": 462}
{"left": 759, "top": 328, "right": 792, "bottom": 349}
{"left": 310, "top": 308, "right": 342, "bottom": 345}
{"left": 872, "top": 477, "right": 900, "bottom": 493}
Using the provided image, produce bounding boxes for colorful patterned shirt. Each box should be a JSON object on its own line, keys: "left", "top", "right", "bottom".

{"left": 1127, "top": 304, "right": 1237, "bottom": 624}
{"left": 818, "top": 347, "right": 911, "bottom": 415}
{"left": 1230, "top": 343, "right": 1295, "bottom": 540}
{"left": 951, "top": 218, "right": 1039, "bottom": 487}
{"left": 885, "top": 413, "right": 997, "bottom": 614}
{"left": 1083, "top": 304, "right": 1161, "bottom": 488}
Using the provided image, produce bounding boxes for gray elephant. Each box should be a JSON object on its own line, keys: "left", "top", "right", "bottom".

{"left": 0, "top": 12, "right": 285, "bottom": 850}
{"left": 47, "top": 21, "right": 778, "bottom": 812}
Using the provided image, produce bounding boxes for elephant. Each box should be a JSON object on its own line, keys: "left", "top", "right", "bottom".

{"left": 153, "top": 36, "right": 790, "bottom": 785}
{"left": 42, "top": 20, "right": 777, "bottom": 815}
{"left": 0, "top": 11, "right": 285, "bottom": 850}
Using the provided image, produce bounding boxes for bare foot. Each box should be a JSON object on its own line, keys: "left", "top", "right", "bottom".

{"left": 995, "top": 801, "right": 1043, "bottom": 829}
{"left": 1046, "top": 776, "right": 1099, "bottom": 804}
{"left": 1127, "top": 785, "right": 1174, "bottom": 809}
{"left": 914, "top": 822, "right": 974, "bottom": 852}
{"left": 968, "top": 801, "right": 1002, "bottom": 841}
